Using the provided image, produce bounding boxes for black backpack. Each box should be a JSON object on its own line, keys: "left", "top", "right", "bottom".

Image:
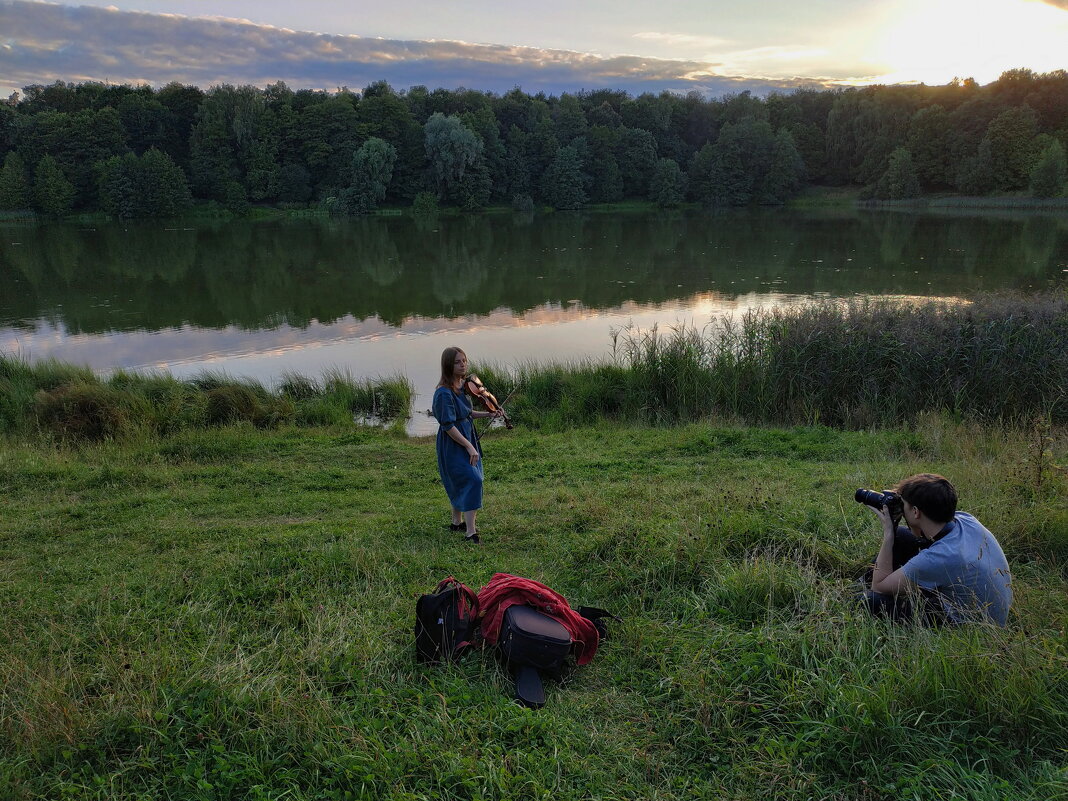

{"left": 414, "top": 577, "right": 480, "bottom": 664}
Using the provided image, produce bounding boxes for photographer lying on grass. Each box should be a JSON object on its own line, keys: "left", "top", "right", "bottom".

{"left": 859, "top": 473, "right": 1012, "bottom": 625}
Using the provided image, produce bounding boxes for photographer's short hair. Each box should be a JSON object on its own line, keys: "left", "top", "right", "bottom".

{"left": 895, "top": 473, "right": 957, "bottom": 523}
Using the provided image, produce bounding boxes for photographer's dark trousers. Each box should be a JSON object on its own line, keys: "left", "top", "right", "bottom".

{"left": 859, "top": 528, "right": 947, "bottom": 625}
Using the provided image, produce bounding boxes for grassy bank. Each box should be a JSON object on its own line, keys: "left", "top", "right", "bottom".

{"left": 1, "top": 416, "right": 1066, "bottom": 799}
{"left": 5, "top": 292, "right": 1065, "bottom": 446}
{"left": 0, "top": 358, "right": 413, "bottom": 441}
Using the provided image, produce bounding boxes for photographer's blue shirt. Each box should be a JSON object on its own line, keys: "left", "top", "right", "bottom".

{"left": 901, "top": 512, "right": 1012, "bottom": 625}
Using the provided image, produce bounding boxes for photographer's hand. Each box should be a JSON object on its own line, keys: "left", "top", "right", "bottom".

{"left": 870, "top": 503, "right": 896, "bottom": 538}
{"left": 870, "top": 504, "right": 908, "bottom": 596}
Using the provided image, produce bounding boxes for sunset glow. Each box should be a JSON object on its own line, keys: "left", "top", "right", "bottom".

{"left": 869, "top": 0, "right": 1068, "bottom": 85}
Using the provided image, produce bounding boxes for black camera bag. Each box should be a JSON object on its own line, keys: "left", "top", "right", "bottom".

{"left": 498, "top": 605, "right": 572, "bottom": 708}
{"left": 415, "top": 577, "right": 479, "bottom": 664}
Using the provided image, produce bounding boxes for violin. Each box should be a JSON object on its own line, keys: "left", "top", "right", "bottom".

{"left": 463, "top": 374, "right": 513, "bottom": 429}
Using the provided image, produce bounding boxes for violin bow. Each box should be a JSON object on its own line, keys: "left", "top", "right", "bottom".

{"left": 477, "top": 386, "right": 517, "bottom": 438}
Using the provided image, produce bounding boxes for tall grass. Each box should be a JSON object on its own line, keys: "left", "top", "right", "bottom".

{"left": 0, "top": 356, "right": 413, "bottom": 441}
{"left": 505, "top": 293, "right": 1068, "bottom": 429}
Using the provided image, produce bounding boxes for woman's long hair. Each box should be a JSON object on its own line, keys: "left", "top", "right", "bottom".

{"left": 438, "top": 346, "right": 467, "bottom": 388}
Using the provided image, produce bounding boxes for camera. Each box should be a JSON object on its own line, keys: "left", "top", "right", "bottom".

{"left": 855, "top": 488, "right": 904, "bottom": 519}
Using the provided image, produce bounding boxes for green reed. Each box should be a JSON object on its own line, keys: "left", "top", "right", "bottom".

{"left": 505, "top": 292, "right": 1068, "bottom": 430}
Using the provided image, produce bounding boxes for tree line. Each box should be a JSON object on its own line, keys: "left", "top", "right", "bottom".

{"left": 0, "top": 69, "right": 1066, "bottom": 218}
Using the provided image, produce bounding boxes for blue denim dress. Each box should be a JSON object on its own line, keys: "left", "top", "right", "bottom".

{"left": 433, "top": 386, "right": 483, "bottom": 511}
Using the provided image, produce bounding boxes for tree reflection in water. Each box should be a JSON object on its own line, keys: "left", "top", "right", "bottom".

{"left": 1, "top": 209, "right": 1065, "bottom": 340}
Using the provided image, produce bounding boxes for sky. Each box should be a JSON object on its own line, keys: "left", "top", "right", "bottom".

{"left": 1, "top": 0, "right": 1067, "bottom": 99}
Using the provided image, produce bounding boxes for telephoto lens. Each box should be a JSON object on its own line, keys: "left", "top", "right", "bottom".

{"left": 855, "top": 488, "right": 905, "bottom": 518}
{"left": 855, "top": 488, "right": 892, "bottom": 508}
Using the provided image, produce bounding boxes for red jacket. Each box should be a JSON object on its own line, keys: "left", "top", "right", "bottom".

{"left": 476, "top": 573, "right": 600, "bottom": 665}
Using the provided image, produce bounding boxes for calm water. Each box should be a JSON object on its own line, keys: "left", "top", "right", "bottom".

{"left": 2, "top": 208, "right": 1066, "bottom": 434}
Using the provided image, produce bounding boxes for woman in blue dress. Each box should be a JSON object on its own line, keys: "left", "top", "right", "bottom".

{"left": 432, "top": 346, "right": 499, "bottom": 544}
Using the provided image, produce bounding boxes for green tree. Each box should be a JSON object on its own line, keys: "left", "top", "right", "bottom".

{"left": 189, "top": 85, "right": 284, "bottom": 202}
{"left": 650, "top": 158, "right": 685, "bottom": 207}
{"left": 984, "top": 106, "right": 1039, "bottom": 191}
{"left": 502, "top": 125, "right": 533, "bottom": 198}
{"left": 455, "top": 160, "right": 492, "bottom": 211}
{"left": 0, "top": 152, "right": 30, "bottom": 210}
{"left": 824, "top": 90, "right": 862, "bottom": 185}
{"left": 345, "top": 137, "right": 398, "bottom": 213}
{"left": 357, "top": 82, "right": 424, "bottom": 201}
{"left": 1030, "top": 140, "right": 1066, "bottom": 198}
{"left": 552, "top": 94, "right": 588, "bottom": 145}
{"left": 946, "top": 95, "right": 1005, "bottom": 184}
{"left": 116, "top": 92, "right": 169, "bottom": 154}
{"left": 872, "top": 147, "right": 921, "bottom": 199}
{"left": 957, "top": 138, "right": 995, "bottom": 195}
{"left": 245, "top": 128, "right": 281, "bottom": 202}
{"left": 540, "top": 145, "right": 587, "bottom": 209}
{"left": 156, "top": 82, "right": 205, "bottom": 172}
{"left": 0, "top": 103, "right": 18, "bottom": 158}
{"left": 587, "top": 101, "right": 622, "bottom": 129}
{"left": 702, "top": 118, "right": 777, "bottom": 206}
{"left": 18, "top": 107, "right": 128, "bottom": 207}
{"left": 759, "top": 128, "right": 805, "bottom": 203}
{"left": 851, "top": 89, "right": 916, "bottom": 185}
{"left": 296, "top": 92, "right": 360, "bottom": 194}
{"left": 787, "top": 121, "right": 825, "bottom": 182}
{"left": 277, "top": 164, "right": 313, "bottom": 203}
{"left": 96, "top": 156, "right": 136, "bottom": 219}
{"left": 617, "top": 127, "right": 658, "bottom": 198}
{"left": 424, "top": 113, "right": 484, "bottom": 202}
{"left": 96, "top": 148, "right": 192, "bottom": 218}
{"left": 719, "top": 90, "right": 769, "bottom": 125}
{"left": 823, "top": 88, "right": 916, "bottom": 186}
{"left": 224, "top": 181, "right": 250, "bottom": 216}
{"left": 907, "top": 105, "right": 953, "bottom": 189}
{"left": 33, "top": 154, "right": 75, "bottom": 217}
{"left": 19, "top": 81, "right": 87, "bottom": 113}
{"left": 528, "top": 116, "right": 560, "bottom": 183}
{"left": 188, "top": 88, "right": 240, "bottom": 200}
{"left": 461, "top": 107, "right": 508, "bottom": 201}
{"left": 586, "top": 126, "right": 623, "bottom": 202}
{"left": 412, "top": 191, "right": 438, "bottom": 216}
{"left": 687, "top": 142, "right": 717, "bottom": 205}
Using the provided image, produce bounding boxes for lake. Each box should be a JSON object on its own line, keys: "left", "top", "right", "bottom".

{"left": 2, "top": 208, "right": 1066, "bottom": 434}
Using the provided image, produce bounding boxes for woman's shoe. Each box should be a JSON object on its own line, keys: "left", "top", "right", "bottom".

{"left": 449, "top": 522, "right": 467, "bottom": 532}
{"left": 464, "top": 532, "right": 481, "bottom": 545}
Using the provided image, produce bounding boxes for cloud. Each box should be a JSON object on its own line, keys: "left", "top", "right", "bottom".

{"left": 0, "top": 1, "right": 839, "bottom": 97}
{"left": 632, "top": 32, "right": 733, "bottom": 49}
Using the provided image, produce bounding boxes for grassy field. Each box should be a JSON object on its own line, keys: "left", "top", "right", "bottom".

{"left": 1, "top": 414, "right": 1067, "bottom": 799}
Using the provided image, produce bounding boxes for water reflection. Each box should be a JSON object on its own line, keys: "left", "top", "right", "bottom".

{"left": 2, "top": 208, "right": 1066, "bottom": 434}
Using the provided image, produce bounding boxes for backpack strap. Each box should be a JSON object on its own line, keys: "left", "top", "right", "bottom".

{"left": 437, "top": 576, "right": 481, "bottom": 656}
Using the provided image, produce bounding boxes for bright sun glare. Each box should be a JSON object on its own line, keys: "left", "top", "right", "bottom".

{"left": 871, "top": 0, "right": 1068, "bottom": 85}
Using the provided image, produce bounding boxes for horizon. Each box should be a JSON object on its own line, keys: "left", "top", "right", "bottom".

{"left": 2, "top": 0, "right": 1067, "bottom": 100}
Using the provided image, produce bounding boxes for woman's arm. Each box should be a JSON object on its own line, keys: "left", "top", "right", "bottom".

{"left": 444, "top": 425, "right": 480, "bottom": 465}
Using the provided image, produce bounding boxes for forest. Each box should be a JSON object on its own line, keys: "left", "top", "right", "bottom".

{"left": 0, "top": 68, "right": 1066, "bottom": 218}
